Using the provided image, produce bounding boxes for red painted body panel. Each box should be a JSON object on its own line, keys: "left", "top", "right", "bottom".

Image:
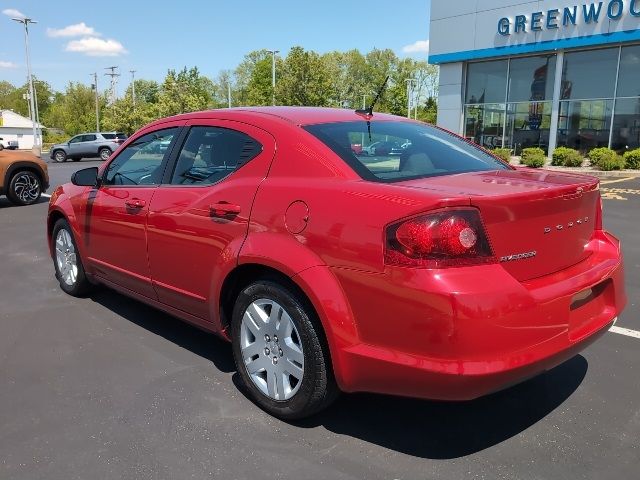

{"left": 47, "top": 107, "right": 627, "bottom": 402}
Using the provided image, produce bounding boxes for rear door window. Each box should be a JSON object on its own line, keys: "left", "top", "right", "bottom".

{"left": 169, "top": 126, "right": 262, "bottom": 186}
{"left": 305, "top": 121, "right": 509, "bottom": 182}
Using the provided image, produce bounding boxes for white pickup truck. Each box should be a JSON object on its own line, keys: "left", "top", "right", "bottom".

{"left": 0, "top": 137, "right": 19, "bottom": 151}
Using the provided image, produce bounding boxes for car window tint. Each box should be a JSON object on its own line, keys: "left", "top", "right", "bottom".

{"left": 104, "top": 128, "right": 179, "bottom": 186}
{"left": 84, "top": 134, "right": 97, "bottom": 142}
{"left": 305, "top": 121, "right": 509, "bottom": 182}
{"left": 69, "top": 136, "right": 80, "bottom": 144}
{"left": 169, "top": 126, "right": 262, "bottom": 186}
{"left": 101, "top": 133, "right": 116, "bottom": 139}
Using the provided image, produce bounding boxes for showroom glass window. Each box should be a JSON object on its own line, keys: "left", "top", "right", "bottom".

{"left": 611, "top": 45, "right": 640, "bottom": 151}
{"left": 557, "top": 48, "right": 618, "bottom": 153}
{"left": 464, "top": 60, "right": 507, "bottom": 149}
{"left": 464, "top": 55, "right": 555, "bottom": 154}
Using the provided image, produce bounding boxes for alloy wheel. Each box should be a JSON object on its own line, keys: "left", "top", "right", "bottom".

{"left": 55, "top": 229, "right": 78, "bottom": 286}
{"left": 240, "top": 298, "right": 305, "bottom": 401}
{"left": 12, "top": 172, "right": 40, "bottom": 204}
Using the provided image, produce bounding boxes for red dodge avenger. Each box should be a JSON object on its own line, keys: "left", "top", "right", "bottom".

{"left": 47, "top": 107, "right": 626, "bottom": 419}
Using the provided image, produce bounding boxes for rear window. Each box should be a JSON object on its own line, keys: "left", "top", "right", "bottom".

{"left": 101, "top": 133, "right": 116, "bottom": 139}
{"left": 304, "top": 120, "right": 509, "bottom": 182}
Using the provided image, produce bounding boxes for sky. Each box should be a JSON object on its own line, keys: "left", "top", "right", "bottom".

{"left": 0, "top": 0, "right": 431, "bottom": 95}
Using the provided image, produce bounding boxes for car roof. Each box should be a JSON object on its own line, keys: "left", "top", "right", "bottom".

{"left": 148, "top": 107, "right": 402, "bottom": 129}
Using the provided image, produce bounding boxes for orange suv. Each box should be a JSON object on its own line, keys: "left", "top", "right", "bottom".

{"left": 0, "top": 149, "right": 49, "bottom": 205}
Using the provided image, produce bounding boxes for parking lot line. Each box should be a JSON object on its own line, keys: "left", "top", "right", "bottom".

{"left": 609, "top": 325, "right": 640, "bottom": 339}
{"left": 600, "top": 177, "right": 635, "bottom": 185}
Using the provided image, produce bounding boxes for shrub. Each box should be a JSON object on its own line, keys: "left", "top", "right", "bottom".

{"left": 563, "top": 150, "right": 584, "bottom": 167}
{"left": 623, "top": 149, "right": 640, "bottom": 170}
{"left": 520, "top": 147, "right": 546, "bottom": 168}
{"left": 552, "top": 147, "right": 583, "bottom": 167}
{"left": 491, "top": 148, "right": 512, "bottom": 163}
{"left": 521, "top": 147, "right": 545, "bottom": 162}
{"left": 588, "top": 147, "right": 616, "bottom": 167}
{"left": 598, "top": 151, "right": 626, "bottom": 171}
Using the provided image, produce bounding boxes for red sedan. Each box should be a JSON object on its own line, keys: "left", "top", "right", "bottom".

{"left": 47, "top": 107, "right": 625, "bottom": 419}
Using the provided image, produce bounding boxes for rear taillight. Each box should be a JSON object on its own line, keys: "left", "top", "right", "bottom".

{"left": 384, "top": 208, "right": 495, "bottom": 268}
{"left": 595, "top": 194, "right": 603, "bottom": 230}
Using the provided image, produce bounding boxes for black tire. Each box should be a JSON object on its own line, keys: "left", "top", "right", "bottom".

{"left": 231, "top": 279, "right": 338, "bottom": 420}
{"left": 7, "top": 170, "right": 42, "bottom": 206}
{"left": 99, "top": 148, "right": 111, "bottom": 161}
{"left": 51, "top": 219, "right": 92, "bottom": 297}
{"left": 53, "top": 150, "right": 67, "bottom": 163}
{"left": 0, "top": 143, "right": 4, "bottom": 151}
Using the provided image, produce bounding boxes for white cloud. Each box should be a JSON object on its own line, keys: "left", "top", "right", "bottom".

{"left": 402, "top": 40, "right": 430, "bottom": 55}
{"left": 2, "top": 8, "right": 26, "bottom": 19}
{"left": 0, "top": 61, "right": 17, "bottom": 68}
{"left": 47, "top": 22, "right": 99, "bottom": 38}
{"left": 65, "top": 37, "right": 127, "bottom": 57}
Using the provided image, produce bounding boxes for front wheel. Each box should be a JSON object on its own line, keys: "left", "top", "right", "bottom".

{"left": 231, "top": 280, "right": 338, "bottom": 420}
{"left": 52, "top": 219, "right": 92, "bottom": 297}
{"left": 53, "top": 150, "right": 67, "bottom": 163}
{"left": 7, "top": 170, "right": 41, "bottom": 205}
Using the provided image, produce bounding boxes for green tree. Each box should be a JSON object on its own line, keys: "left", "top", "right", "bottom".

{"left": 276, "top": 46, "right": 332, "bottom": 106}
{"left": 156, "top": 67, "right": 214, "bottom": 117}
{"left": 43, "top": 82, "right": 103, "bottom": 135}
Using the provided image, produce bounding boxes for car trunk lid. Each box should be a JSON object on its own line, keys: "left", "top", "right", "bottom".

{"left": 398, "top": 169, "right": 600, "bottom": 281}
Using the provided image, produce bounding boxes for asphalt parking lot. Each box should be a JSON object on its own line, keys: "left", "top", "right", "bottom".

{"left": 1, "top": 160, "right": 638, "bottom": 479}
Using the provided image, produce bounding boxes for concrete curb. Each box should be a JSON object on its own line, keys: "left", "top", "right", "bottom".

{"left": 542, "top": 167, "right": 640, "bottom": 178}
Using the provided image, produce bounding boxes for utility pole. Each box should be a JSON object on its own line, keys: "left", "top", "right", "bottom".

{"left": 266, "top": 50, "right": 279, "bottom": 106}
{"left": 228, "top": 82, "right": 232, "bottom": 108}
{"left": 405, "top": 78, "right": 417, "bottom": 118}
{"left": 104, "top": 66, "right": 120, "bottom": 104}
{"left": 12, "top": 16, "right": 40, "bottom": 153}
{"left": 90, "top": 73, "right": 100, "bottom": 132}
{"left": 130, "top": 70, "right": 136, "bottom": 107}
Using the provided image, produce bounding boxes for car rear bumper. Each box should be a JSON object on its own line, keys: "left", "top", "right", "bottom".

{"left": 325, "top": 230, "right": 625, "bottom": 400}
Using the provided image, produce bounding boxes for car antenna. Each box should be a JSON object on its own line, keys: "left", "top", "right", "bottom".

{"left": 355, "top": 75, "right": 389, "bottom": 141}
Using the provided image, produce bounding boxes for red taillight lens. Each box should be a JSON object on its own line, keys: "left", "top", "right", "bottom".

{"left": 385, "top": 208, "right": 495, "bottom": 268}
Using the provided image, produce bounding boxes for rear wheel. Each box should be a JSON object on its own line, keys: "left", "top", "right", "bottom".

{"left": 231, "top": 280, "right": 338, "bottom": 420}
{"left": 52, "top": 219, "right": 92, "bottom": 297}
{"left": 7, "top": 170, "right": 41, "bottom": 205}
{"left": 99, "top": 148, "right": 111, "bottom": 161}
{"left": 53, "top": 150, "right": 67, "bottom": 163}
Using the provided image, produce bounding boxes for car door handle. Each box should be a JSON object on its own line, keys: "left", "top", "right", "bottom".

{"left": 209, "top": 202, "right": 241, "bottom": 217}
{"left": 125, "top": 198, "right": 146, "bottom": 209}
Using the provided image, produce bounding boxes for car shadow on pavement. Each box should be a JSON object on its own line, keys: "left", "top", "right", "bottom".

{"left": 0, "top": 196, "right": 49, "bottom": 208}
{"left": 297, "top": 355, "right": 588, "bottom": 459}
{"left": 87, "top": 287, "right": 587, "bottom": 460}
{"left": 88, "top": 289, "right": 235, "bottom": 374}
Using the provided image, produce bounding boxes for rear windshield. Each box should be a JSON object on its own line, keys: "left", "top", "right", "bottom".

{"left": 102, "top": 133, "right": 127, "bottom": 140}
{"left": 304, "top": 120, "right": 509, "bottom": 182}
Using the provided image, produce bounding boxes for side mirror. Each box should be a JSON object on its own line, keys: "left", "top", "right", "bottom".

{"left": 71, "top": 167, "right": 99, "bottom": 187}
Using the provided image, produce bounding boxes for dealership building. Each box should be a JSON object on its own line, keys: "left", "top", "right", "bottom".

{"left": 429, "top": 0, "right": 640, "bottom": 155}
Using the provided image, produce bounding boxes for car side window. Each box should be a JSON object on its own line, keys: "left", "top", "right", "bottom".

{"left": 169, "top": 126, "right": 262, "bottom": 186}
{"left": 69, "top": 136, "right": 81, "bottom": 144}
{"left": 84, "top": 134, "right": 97, "bottom": 142}
{"left": 103, "top": 128, "right": 179, "bottom": 186}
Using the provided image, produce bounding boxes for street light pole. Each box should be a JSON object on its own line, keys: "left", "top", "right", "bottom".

{"left": 12, "top": 17, "right": 39, "bottom": 153}
{"left": 266, "top": 50, "right": 279, "bottom": 106}
{"left": 228, "top": 82, "right": 232, "bottom": 108}
{"left": 90, "top": 73, "right": 100, "bottom": 132}
{"left": 405, "top": 78, "right": 417, "bottom": 118}
{"left": 130, "top": 70, "right": 136, "bottom": 107}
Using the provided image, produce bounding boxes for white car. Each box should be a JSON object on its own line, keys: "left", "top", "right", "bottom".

{"left": 0, "top": 137, "right": 18, "bottom": 151}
